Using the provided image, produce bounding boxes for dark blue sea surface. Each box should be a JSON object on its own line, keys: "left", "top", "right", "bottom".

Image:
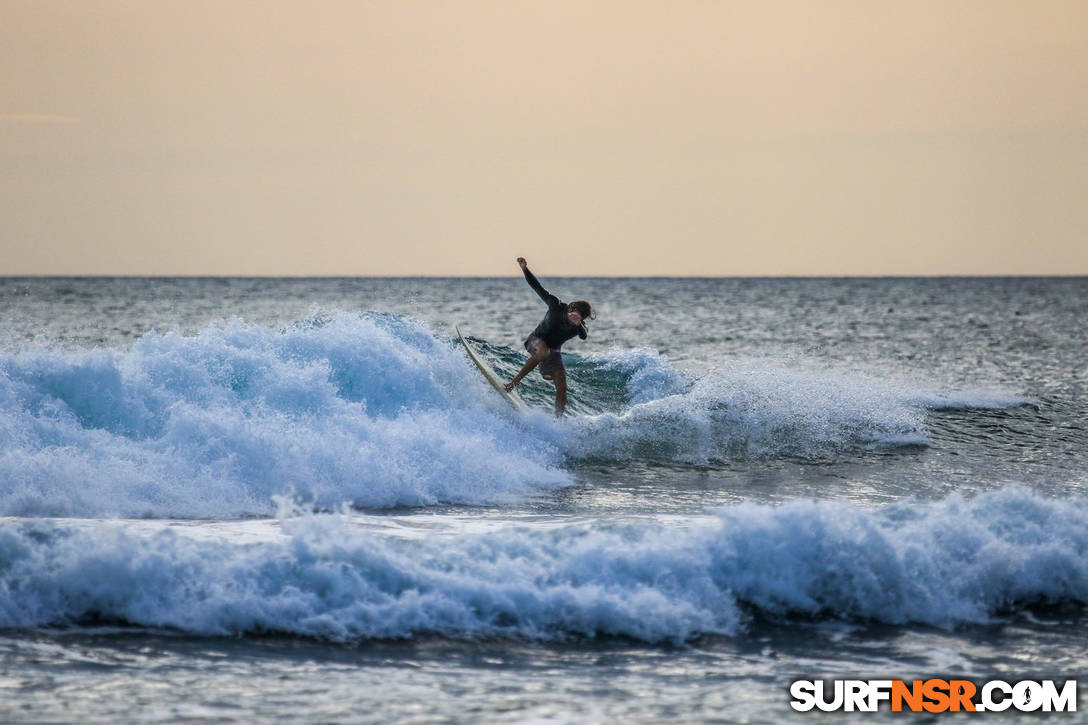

{"left": 0, "top": 276, "right": 1085, "bottom": 722}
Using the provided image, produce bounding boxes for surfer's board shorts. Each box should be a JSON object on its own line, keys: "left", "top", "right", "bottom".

{"left": 524, "top": 335, "right": 564, "bottom": 380}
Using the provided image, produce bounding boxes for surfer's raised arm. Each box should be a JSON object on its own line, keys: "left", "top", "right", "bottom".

{"left": 517, "top": 257, "right": 558, "bottom": 307}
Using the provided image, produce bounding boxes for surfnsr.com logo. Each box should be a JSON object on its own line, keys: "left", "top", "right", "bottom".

{"left": 790, "top": 679, "right": 1077, "bottom": 713}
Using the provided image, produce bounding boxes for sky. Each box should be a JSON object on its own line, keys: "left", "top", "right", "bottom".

{"left": 2, "top": 0, "right": 1086, "bottom": 276}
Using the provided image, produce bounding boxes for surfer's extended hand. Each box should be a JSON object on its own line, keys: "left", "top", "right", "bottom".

{"left": 517, "top": 257, "right": 527, "bottom": 269}
{"left": 504, "top": 380, "right": 517, "bottom": 392}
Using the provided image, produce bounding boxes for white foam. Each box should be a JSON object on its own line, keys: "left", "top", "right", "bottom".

{"left": 0, "top": 315, "right": 1031, "bottom": 516}
{"left": 0, "top": 487, "right": 1083, "bottom": 641}
{"left": 0, "top": 314, "right": 570, "bottom": 517}
{"left": 564, "top": 360, "right": 932, "bottom": 463}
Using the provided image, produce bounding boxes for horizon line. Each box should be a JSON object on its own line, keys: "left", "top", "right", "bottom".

{"left": 2, "top": 273, "right": 1086, "bottom": 280}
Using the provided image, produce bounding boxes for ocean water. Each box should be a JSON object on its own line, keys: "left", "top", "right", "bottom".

{"left": 0, "top": 276, "right": 1085, "bottom": 723}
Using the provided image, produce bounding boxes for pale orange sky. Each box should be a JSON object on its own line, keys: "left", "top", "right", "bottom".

{"left": 2, "top": 0, "right": 1086, "bottom": 275}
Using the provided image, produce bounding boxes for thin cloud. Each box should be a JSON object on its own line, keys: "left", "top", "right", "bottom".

{"left": 0, "top": 113, "right": 84, "bottom": 124}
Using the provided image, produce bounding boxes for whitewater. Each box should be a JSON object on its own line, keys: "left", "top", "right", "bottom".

{"left": 0, "top": 276, "right": 1085, "bottom": 723}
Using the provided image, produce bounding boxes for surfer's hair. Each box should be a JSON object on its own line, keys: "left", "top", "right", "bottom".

{"left": 568, "top": 300, "right": 594, "bottom": 321}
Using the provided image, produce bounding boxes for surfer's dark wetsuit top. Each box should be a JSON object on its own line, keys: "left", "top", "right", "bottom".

{"left": 523, "top": 267, "right": 588, "bottom": 350}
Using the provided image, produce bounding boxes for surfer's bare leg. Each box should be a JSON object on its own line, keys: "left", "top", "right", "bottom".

{"left": 505, "top": 343, "right": 551, "bottom": 392}
{"left": 552, "top": 369, "right": 567, "bottom": 417}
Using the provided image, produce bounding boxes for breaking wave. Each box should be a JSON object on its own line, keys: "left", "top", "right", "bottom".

{"left": 0, "top": 312, "right": 1025, "bottom": 517}
{"left": 0, "top": 487, "right": 1082, "bottom": 642}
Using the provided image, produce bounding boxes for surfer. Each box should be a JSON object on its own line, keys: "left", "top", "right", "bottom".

{"left": 504, "top": 257, "right": 593, "bottom": 417}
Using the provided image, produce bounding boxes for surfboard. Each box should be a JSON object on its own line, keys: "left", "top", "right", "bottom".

{"left": 456, "top": 326, "right": 530, "bottom": 413}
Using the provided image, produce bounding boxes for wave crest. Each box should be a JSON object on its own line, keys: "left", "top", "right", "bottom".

{"left": 0, "top": 487, "right": 1082, "bottom": 641}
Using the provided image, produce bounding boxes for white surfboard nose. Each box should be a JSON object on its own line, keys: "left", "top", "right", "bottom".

{"left": 456, "top": 326, "right": 530, "bottom": 413}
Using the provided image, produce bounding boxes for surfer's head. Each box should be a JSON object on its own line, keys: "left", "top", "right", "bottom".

{"left": 567, "top": 300, "right": 593, "bottom": 325}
